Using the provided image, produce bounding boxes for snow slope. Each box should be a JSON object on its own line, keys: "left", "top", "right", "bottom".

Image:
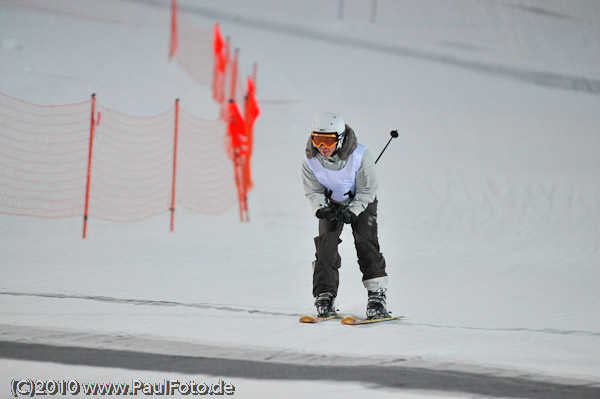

{"left": 1, "top": 0, "right": 600, "bottom": 395}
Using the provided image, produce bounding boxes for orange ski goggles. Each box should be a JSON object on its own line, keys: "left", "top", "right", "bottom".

{"left": 311, "top": 132, "right": 338, "bottom": 149}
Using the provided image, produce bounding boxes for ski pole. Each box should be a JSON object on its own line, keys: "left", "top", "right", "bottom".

{"left": 374, "top": 130, "right": 399, "bottom": 164}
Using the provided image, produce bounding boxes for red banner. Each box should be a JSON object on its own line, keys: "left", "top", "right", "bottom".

{"left": 213, "top": 23, "right": 227, "bottom": 103}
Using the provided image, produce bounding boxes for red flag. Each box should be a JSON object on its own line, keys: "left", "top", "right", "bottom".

{"left": 243, "top": 77, "right": 259, "bottom": 192}
{"left": 213, "top": 23, "right": 226, "bottom": 73}
{"left": 213, "top": 24, "right": 227, "bottom": 103}
{"left": 245, "top": 77, "right": 260, "bottom": 126}
{"left": 227, "top": 100, "right": 250, "bottom": 220}
{"left": 227, "top": 101, "right": 248, "bottom": 156}
{"left": 247, "top": 76, "right": 256, "bottom": 94}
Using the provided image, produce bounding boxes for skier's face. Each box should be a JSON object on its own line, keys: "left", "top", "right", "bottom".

{"left": 317, "top": 143, "right": 335, "bottom": 158}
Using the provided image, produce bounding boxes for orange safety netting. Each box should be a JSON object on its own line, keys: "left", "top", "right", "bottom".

{"left": 88, "top": 106, "right": 174, "bottom": 223}
{"left": 176, "top": 108, "right": 237, "bottom": 215}
{"left": 0, "top": 92, "right": 91, "bottom": 218}
{"left": 0, "top": 92, "right": 237, "bottom": 228}
{"left": 172, "top": 11, "right": 213, "bottom": 88}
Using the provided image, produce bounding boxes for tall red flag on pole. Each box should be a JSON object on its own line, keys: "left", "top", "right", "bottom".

{"left": 213, "top": 24, "right": 226, "bottom": 71}
{"left": 213, "top": 24, "right": 227, "bottom": 104}
{"left": 243, "top": 76, "right": 260, "bottom": 191}
{"left": 227, "top": 100, "right": 248, "bottom": 157}
{"left": 227, "top": 100, "right": 249, "bottom": 221}
{"left": 245, "top": 77, "right": 260, "bottom": 128}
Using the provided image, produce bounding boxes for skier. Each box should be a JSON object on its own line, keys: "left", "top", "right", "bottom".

{"left": 301, "top": 112, "right": 390, "bottom": 320}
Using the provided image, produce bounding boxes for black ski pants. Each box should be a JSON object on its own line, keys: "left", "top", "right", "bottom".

{"left": 312, "top": 199, "right": 387, "bottom": 297}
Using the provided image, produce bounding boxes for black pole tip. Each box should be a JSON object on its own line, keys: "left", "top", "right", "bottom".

{"left": 390, "top": 130, "right": 399, "bottom": 138}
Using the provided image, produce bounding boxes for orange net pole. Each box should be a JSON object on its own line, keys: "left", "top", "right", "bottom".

{"left": 169, "top": 0, "right": 178, "bottom": 59}
{"left": 82, "top": 93, "right": 96, "bottom": 239}
{"left": 170, "top": 98, "right": 179, "bottom": 232}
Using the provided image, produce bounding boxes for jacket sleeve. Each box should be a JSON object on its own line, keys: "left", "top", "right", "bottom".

{"left": 301, "top": 159, "right": 328, "bottom": 215}
{"left": 348, "top": 149, "right": 378, "bottom": 216}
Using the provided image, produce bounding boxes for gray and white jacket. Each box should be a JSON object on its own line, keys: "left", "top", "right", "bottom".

{"left": 301, "top": 125, "right": 378, "bottom": 216}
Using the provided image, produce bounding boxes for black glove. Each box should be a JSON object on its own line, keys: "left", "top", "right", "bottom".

{"left": 336, "top": 205, "right": 358, "bottom": 224}
{"left": 315, "top": 206, "right": 336, "bottom": 220}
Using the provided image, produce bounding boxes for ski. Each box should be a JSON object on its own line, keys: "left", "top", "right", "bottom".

{"left": 341, "top": 315, "right": 405, "bottom": 325}
{"left": 299, "top": 314, "right": 343, "bottom": 323}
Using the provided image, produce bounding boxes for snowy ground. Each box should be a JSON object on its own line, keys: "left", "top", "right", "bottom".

{"left": 1, "top": 0, "right": 600, "bottom": 397}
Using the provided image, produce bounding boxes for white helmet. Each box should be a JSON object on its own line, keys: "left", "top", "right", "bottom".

{"left": 312, "top": 112, "right": 346, "bottom": 149}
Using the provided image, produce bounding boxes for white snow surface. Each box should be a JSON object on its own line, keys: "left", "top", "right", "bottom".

{"left": 1, "top": 0, "right": 600, "bottom": 394}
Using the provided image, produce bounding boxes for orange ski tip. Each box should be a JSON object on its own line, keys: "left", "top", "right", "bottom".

{"left": 342, "top": 315, "right": 405, "bottom": 325}
{"left": 299, "top": 316, "right": 318, "bottom": 323}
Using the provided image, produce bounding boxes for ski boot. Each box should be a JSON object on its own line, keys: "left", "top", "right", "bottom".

{"left": 314, "top": 292, "right": 337, "bottom": 317}
{"left": 366, "top": 289, "right": 391, "bottom": 319}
